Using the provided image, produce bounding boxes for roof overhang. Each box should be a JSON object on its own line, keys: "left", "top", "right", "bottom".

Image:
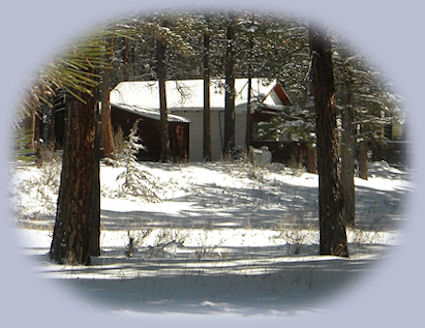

{"left": 111, "top": 103, "right": 191, "bottom": 123}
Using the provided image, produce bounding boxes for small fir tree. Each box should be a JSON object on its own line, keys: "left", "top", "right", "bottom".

{"left": 116, "top": 120, "right": 161, "bottom": 202}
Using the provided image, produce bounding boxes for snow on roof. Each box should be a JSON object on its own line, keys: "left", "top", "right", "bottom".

{"left": 112, "top": 103, "right": 191, "bottom": 123}
{"left": 110, "top": 79, "right": 282, "bottom": 113}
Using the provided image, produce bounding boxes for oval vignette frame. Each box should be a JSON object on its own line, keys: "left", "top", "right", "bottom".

{"left": 0, "top": 1, "right": 424, "bottom": 327}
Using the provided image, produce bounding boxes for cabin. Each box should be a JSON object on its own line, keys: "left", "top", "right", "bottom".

{"left": 110, "top": 103, "right": 190, "bottom": 162}
{"left": 110, "top": 79, "right": 292, "bottom": 161}
{"left": 371, "top": 120, "right": 409, "bottom": 166}
{"left": 43, "top": 90, "right": 190, "bottom": 162}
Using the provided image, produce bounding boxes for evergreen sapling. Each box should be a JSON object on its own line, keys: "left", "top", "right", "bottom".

{"left": 116, "top": 120, "right": 161, "bottom": 202}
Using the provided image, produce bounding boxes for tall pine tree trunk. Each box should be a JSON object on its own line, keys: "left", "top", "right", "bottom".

{"left": 122, "top": 38, "right": 130, "bottom": 81}
{"left": 27, "top": 108, "right": 42, "bottom": 156}
{"left": 223, "top": 20, "right": 235, "bottom": 157}
{"left": 30, "top": 109, "right": 38, "bottom": 150}
{"left": 156, "top": 39, "right": 170, "bottom": 162}
{"left": 101, "top": 37, "right": 115, "bottom": 158}
{"left": 358, "top": 135, "right": 369, "bottom": 180}
{"left": 33, "top": 109, "right": 43, "bottom": 167}
{"left": 306, "top": 143, "right": 317, "bottom": 174}
{"left": 89, "top": 103, "right": 101, "bottom": 257}
{"left": 50, "top": 91, "right": 97, "bottom": 265}
{"left": 341, "top": 69, "right": 356, "bottom": 226}
{"left": 245, "top": 26, "right": 254, "bottom": 154}
{"left": 309, "top": 27, "right": 349, "bottom": 258}
{"left": 48, "top": 104, "right": 56, "bottom": 149}
{"left": 245, "top": 77, "right": 252, "bottom": 154}
{"left": 203, "top": 28, "right": 212, "bottom": 161}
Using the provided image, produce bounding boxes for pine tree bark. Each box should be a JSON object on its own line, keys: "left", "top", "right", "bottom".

{"left": 89, "top": 103, "right": 101, "bottom": 257}
{"left": 306, "top": 143, "right": 317, "bottom": 174}
{"left": 245, "top": 77, "right": 253, "bottom": 154}
{"left": 223, "top": 20, "right": 235, "bottom": 157}
{"left": 309, "top": 27, "right": 349, "bottom": 257}
{"left": 156, "top": 39, "right": 170, "bottom": 162}
{"left": 101, "top": 37, "right": 116, "bottom": 158}
{"left": 122, "top": 38, "right": 130, "bottom": 81}
{"left": 33, "top": 109, "right": 43, "bottom": 167}
{"left": 245, "top": 29, "right": 254, "bottom": 154}
{"left": 358, "top": 136, "right": 369, "bottom": 180}
{"left": 341, "top": 69, "right": 356, "bottom": 226}
{"left": 29, "top": 109, "right": 37, "bottom": 150}
{"left": 29, "top": 108, "right": 42, "bottom": 150}
{"left": 48, "top": 104, "right": 56, "bottom": 149}
{"left": 203, "top": 28, "right": 212, "bottom": 161}
{"left": 50, "top": 92, "right": 97, "bottom": 265}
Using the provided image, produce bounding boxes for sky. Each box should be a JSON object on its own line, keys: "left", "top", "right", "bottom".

{"left": 1, "top": 1, "right": 424, "bottom": 327}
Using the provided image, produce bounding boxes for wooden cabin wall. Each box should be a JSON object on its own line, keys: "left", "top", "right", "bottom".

{"left": 111, "top": 105, "right": 189, "bottom": 162}
{"left": 111, "top": 107, "right": 161, "bottom": 161}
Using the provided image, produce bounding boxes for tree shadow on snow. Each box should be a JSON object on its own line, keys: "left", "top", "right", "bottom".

{"left": 354, "top": 184, "right": 410, "bottom": 231}
{"left": 39, "top": 252, "right": 383, "bottom": 315}
{"left": 101, "top": 181, "right": 319, "bottom": 231}
{"left": 17, "top": 162, "right": 410, "bottom": 314}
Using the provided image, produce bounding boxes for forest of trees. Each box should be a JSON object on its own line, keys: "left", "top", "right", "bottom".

{"left": 18, "top": 11, "right": 402, "bottom": 264}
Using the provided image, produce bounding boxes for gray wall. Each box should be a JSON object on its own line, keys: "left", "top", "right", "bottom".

{"left": 172, "top": 106, "right": 247, "bottom": 161}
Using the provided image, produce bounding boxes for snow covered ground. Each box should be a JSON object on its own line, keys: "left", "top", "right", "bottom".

{"left": 10, "top": 158, "right": 412, "bottom": 315}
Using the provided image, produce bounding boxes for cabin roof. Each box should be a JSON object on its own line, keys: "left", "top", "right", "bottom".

{"left": 111, "top": 103, "right": 191, "bottom": 123}
{"left": 110, "top": 78, "right": 291, "bottom": 113}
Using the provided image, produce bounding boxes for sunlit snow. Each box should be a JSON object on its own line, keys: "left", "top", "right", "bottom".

{"left": 11, "top": 159, "right": 412, "bottom": 314}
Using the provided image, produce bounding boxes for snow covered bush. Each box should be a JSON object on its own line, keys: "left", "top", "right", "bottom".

{"left": 194, "top": 230, "right": 224, "bottom": 260}
{"left": 113, "top": 120, "right": 161, "bottom": 202}
{"left": 125, "top": 229, "right": 153, "bottom": 257}
{"left": 12, "top": 151, "right": 62, "bottom": 217}
{"left": 276, "top": 216, "right": 314, "bottom": 255}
